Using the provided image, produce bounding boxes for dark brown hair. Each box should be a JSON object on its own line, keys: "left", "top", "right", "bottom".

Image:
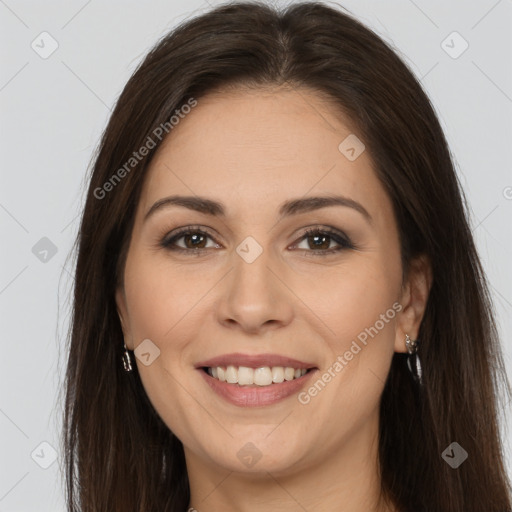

{"left": 61, "top": 2, "right": 512, "bottom": 511}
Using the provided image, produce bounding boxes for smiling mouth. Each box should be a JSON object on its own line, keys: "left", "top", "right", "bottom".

{"left": 201, "top": 365, "right": 314, "bottom": 386}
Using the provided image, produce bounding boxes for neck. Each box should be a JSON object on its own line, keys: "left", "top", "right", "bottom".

{"left": 185, "top": 411, "right": 397, "bottom": 512}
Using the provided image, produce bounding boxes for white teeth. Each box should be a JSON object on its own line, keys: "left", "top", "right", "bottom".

{"left": 238, "top": 366, "right": 254, "bottom": 386}
{"left": 254, "top": 367, "right": 273, "bottom": 386}
{"left": 206, "top": 365, "right": 310, "bottom": 386}
{"left": 272, "top": 366, "right": 284, "bottom": 383}
{"left": 225, "top": 365, "right": 238, "bottom": 384}
{"left": 284, "top": 367, "right": 295, "bottom": 381}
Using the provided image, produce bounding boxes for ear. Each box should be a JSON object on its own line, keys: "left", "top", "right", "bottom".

{"left": 394, "top": 254, "right": 432, "bottom": 353}
{"left": 115, "top": 286, "right": 134, "bottom": 350}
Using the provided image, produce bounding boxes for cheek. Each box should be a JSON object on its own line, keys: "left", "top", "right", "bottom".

{"left": 293, "top": 253, "right": 401, "bottom": 420}
{"left": 314, "top": 258, "right": 400, "bottom": 406}
{"left": 297, "top": 253, "right": 401, "bottom": 348}
{"left": 122, "top": 253, "right": 208, "bottom": 439}
{"left": 123, "top": 251, "right": 209, "bottom": 343}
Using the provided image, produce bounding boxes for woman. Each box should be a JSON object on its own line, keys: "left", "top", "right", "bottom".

{"left": 61, "top": 2, "right": 512, "bottom": 511}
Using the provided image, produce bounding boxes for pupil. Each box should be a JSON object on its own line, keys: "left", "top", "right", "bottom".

{"left": 186, "top": 233, "right": 205, "bottom": 248}
{"left": 310, "top": 234, "right": 329, "bottom": 250}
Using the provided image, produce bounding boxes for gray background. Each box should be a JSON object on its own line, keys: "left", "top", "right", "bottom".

{"left": 1, "top": 0, "right": 511, "bottom": 510}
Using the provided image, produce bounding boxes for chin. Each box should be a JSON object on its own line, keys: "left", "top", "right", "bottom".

{"left": 198, "top": 431, "right": 311, "bottom": 475}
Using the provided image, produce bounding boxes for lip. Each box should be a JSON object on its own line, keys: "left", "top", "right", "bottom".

{"left": 198, "top": 367, "right": 319, "bottom": 407}
{"left": 195, "top": 352, "right": 317, "bottom": 370}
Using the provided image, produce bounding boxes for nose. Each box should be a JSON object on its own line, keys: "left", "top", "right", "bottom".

{"left": 215, "top": 242, "right": 294, "bottom": 335}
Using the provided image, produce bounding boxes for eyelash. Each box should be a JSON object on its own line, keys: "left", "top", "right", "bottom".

{"left": 159, "top": 225, "right": 355, "bottom": 257}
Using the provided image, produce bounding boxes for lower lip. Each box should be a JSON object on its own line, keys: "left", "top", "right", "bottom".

{"left": 198, "top": 368, "right": 318, "bottom": 407}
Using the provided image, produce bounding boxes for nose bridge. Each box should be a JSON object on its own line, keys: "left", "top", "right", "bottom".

{"left": 234, "top": 235, "right": 274, "bottom": 292}
{"left": 215, "top": 233, "right": 294, "bottom": 332}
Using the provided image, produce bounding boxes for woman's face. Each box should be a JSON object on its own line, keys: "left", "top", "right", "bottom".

{"left": 116, "top": 86, "right": 423, "bottom": 476}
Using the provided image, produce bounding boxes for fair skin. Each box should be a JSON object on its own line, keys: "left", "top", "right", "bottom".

{"left": 116, "top": 86, "right": 431, "bottom": 512}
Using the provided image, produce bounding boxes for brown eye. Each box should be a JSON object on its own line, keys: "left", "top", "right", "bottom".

{"left": 306, "top": 232, "right": 331, "bottom": 250}
{"left": 160, "top": 226, "right": 354, "bottom": 256}
{"left": 181, "top": 232, "right": 208, "bottom": 249}
{"left": 161, "top": 227, "right": 220, "bottom": 253}
{"left": 293, "top": 228, "right": 354, "bottom": 255}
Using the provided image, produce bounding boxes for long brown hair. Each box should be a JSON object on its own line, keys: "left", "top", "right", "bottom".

{"left": 61, "top": 2, "right": 512, "bottom": 510}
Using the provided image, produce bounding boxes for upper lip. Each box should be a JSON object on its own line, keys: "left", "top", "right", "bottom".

{"left": 195, "top": 352, "right": 317, "bottom": 369}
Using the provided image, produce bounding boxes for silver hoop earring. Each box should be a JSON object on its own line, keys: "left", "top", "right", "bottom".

{"left": 405, "top": 334, "right": 422, "bottom": 385}
{"left": 122, "top": 342, "right": 133, "bottom": 372}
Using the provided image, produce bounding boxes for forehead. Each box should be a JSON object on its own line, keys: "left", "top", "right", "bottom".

{"left": 138, "top": 86, "right": 389, "bottom": 221}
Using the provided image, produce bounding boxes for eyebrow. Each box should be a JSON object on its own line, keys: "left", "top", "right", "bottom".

{"left": 144, "top": 194, "right": 372, "bottom": 224}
